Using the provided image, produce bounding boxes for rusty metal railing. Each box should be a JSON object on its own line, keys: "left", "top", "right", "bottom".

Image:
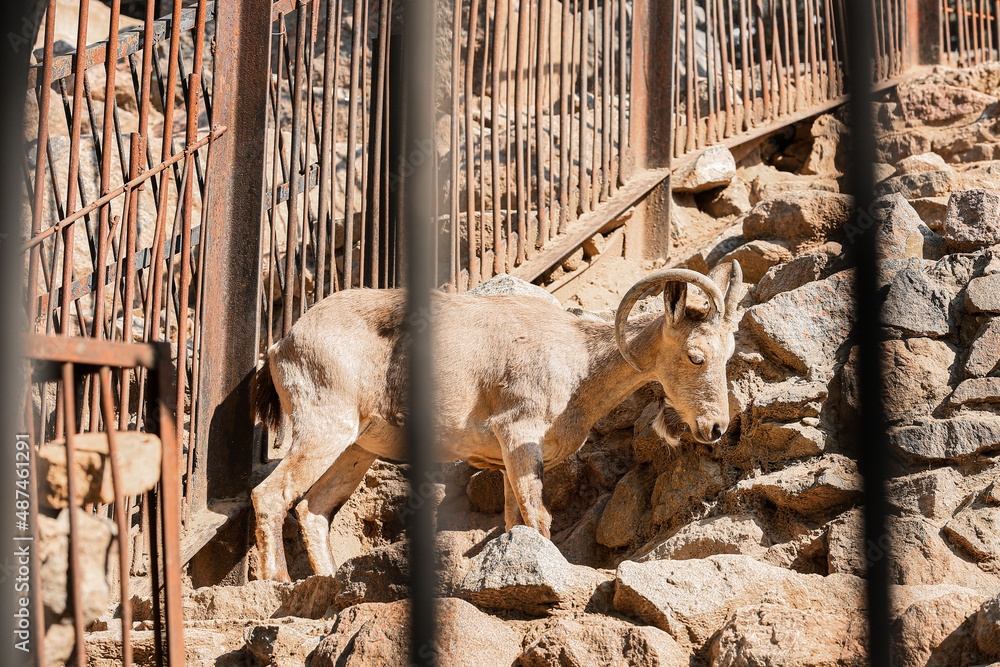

{"left": 942, "top": 0, "right": 998, "bottom": 65}
{"left": 255, "top": 0, "right": 641, "bottom": 353}
{"left": 23, "top": 334, "right": 184, "bottom": 667}
{"left": 670, "top": 0, "right": 912, "bottom": 162}
{"left": 22, "top": 0, "right": 218, "bottom": 514}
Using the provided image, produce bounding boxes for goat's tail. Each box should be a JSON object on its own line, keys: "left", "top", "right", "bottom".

{"left": 250, "top": 349, "right": 282, "bottom": 432}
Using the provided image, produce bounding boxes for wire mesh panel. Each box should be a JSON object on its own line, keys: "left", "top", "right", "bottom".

{"left": 670, "top": 0, "right": 911, "bottom": 160}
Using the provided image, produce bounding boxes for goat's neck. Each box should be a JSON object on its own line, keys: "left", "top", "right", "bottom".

{"left": 577, "top": 315, "right": 662, "bottom": 427}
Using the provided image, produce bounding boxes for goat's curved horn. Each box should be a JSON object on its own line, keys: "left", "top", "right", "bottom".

{"left": 614, "top": 269, "right": 726, "bottom": 371}
{"left": 724, "top": 260, "right": 743, "bottom": 323}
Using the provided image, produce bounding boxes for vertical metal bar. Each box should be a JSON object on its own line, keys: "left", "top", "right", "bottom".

{"left": 344, "top": 0, "right": 365, "bottom": 291}
{"left": 580, "top": 0, "right": 591, "bottom": 210}
{"left": 535, "top": 0, "right": 549, "bottom": 248}
{"left": 515, "top": 0, "right": 530, "bottom": 264}
{"left": 400, "top": 0, "right": 438, "bottom": 656}
{"left": 99, "top": 366, "right": 132, "bottom": 667}
{"left": 452, "top": 0, "right": 463, "bottom": 285}
{"left": 466, "top": 0, "right": 483, "bottom": 285}
{"left": 492, "top": 0, "right": 507, "bottom": 274}
{"left": 284, "top": 2, "right": 307, "bottom": 331}
{"left": 316, "top": 2, "right": 335, "bottom": 300}
{"left": 61, "top": 363, "right": 87, "bottom": 666}
{"left": 739, "top": 0, "right": 752, "bottom": 128}
{"left": 559, "top": 0, "right": 571, "bottom": 230}
{"left": 617, "top": 0, "right": 627, "bottom": 182}
{"left": 27, "top": 0, "right": 57, "bottom": 330}
{"left": 196, "top": 0, "right": 270, "bottom": 514}
{"left": 373, "top": 0, "right": 390, "bottom": 289}
{"left": 842, "top": 0, "right": 892, "bottom": 657}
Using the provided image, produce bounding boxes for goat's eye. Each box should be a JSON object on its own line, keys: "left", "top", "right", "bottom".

{"left": 688, "top": 353, "right": 704, "bottom": 365}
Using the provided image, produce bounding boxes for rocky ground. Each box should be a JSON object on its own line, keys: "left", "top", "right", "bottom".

{"left": 72, "top": 63, "right": 1000, "bottom": 665}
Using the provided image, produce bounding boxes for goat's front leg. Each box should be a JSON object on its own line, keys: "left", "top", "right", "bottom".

{"left": 502, "top": 471, "right": 524, "bottom": 531}
{"left": 499, "top": 434, "right": 551, "bottom": 539}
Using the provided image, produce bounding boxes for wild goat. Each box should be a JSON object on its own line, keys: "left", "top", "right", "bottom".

{"left": 249, "top": 262, "right": 744, "bottom": 581}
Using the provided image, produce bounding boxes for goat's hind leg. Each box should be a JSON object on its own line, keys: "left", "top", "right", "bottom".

{"left": 294, "top": 443, "right": 377, "bottom": 576}
{"left": 502, "top": 471, "right": 525, "bottom": 531}
{"left": 251, "top": 417, "right": 361, "bottom": 582}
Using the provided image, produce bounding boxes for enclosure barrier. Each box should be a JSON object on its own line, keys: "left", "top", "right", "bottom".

{"left": 15, "top": 0, "right": 999, "bottom": 663}
{"left": 22, "top": 334, "right": 184, "bottom": 667}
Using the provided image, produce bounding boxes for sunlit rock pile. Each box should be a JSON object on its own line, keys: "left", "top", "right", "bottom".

{"left": 80, "top": 64, "right": 1000, "bottom": 667}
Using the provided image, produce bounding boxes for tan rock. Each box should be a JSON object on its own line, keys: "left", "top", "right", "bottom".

{"left": 311, "top": 598, "right": 521, "bottom": 667}
{"left": 743, "top": 191, "right": 854, "bottom": 253}
{"left": 634, "top": 514, "right": 769, "bottom": 562}
{"left": 897, "top": 152, "right": 953, "bottom": 175}
{"left": 886, "top": 467, "right": 963, "bottom": 521}
{"left": 613, "top": 554, "right": 864, "bottom": 650}
{"left": 708, "top": 603, "right": 867, "bottom": 667}
{"left": 720, "top": 239, "right": 793, "bottom": 283}
{"left": 597, "top": 467, "right": 655, "bottom": 549}
{"left": 944, "top": 505, "right": 1000, "bottom": 562}
{"left": 892, "top": 587, "right": 987, "bottom": 667}
{"left": 729, "top": 454, "right": 861, "bottom": 517}
{"left": 519, "top": 616, "right": 690, "bottom": 667}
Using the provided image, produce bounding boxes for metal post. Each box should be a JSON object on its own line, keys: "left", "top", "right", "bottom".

{"left": 195, "top": 0, "right": 271, "bottom": 518}
{"left": 402, "top": 0, "right": 438, "bottom": 658}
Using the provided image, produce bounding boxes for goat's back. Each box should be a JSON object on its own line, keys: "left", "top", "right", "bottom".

{"left": 269, "top": 289, "right": 593, "bottom": 433}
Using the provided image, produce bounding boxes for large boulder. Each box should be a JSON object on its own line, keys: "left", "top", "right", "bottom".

{"left": 613, "top": 554, "right": 864, "bottom": 650}
{"left": 753, "top": 244, "right": 845, "bottom": 303}
{"left": 518, "top": 616, "right": 689, "bottom": 667}
{"left": 743, "top": 191, "right": 854, "bottom": 253}
{"left": 897, "top": 83, "right": 998, "bottom": 125}
{"left": 944, "top": 505, "right": 1000, "bottom": 562}
{"left": 880, "top": 263, "right": 952, "bottom": 337}
{"left": 719, "top": 240, "right": 793, "bottom": 283}
{"left": 673, "top": 145, "right": 736, "bottom": 193}
{"left": 892, "top": 587, "right": 987, "bottom": 667}
{"left": 310, "top": 598, "right": 521, "bottom": 667}
{"left": 597, "top": 467, "right": 656, "bottom": 549}
{"left": 966, "top": 273, "right": 1000, "bottom": 313}
{"left": 945, "top": 189, "right": 1000, "bottom": 252}
{"left": 182, "top": 575, "right": 337, "bottom": 621}
{"left": 744, "top": 269, "right": 854, "bottom": 379}
{"left": 708, "top": 603, "right": 867, "bottom": 667}
{"left": 965, "top": 316, "right": 1000, "bottom": 377}
{"left": 455, "top": 526, "right": 591, "bottom": 615}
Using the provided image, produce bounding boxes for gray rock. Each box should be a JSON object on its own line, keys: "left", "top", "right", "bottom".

{"left": 744, "top": 269, "right": 854, "bottom": 378}
{"left": 881, "top": 264, "right": 952, "bottom": 336}
{"left": 888, "top": 416, "right": 1000, "bottom": 461}
{"left": 466, "top": 273, "right": 560, "bottom": 307}
{"left": 966, "top": 317, "right": 1000, "bottom": 377}
{"left": 871, "top": 193, "right": 929, "bottom": 260}
{"left": 743, "top": 191, "right": 854, "bottom": 253}
{"left": 456, "top": 525, "right": 580, "bottom": 615}
{"left": 945, "top": 189, "right": 1000, "bottom": 252}
{"left": 730, "top": 454, "right": 862, "bottom": 517}
{"left": 967, "top": 274, "right": 1000, "bottom": 313}
{"left": 673, "top": 145, "right": 736, "bottom": 193}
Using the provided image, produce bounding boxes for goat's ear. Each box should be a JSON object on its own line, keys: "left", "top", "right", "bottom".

{"left": 663, "top": 281, "right": 687, "bottom": 326}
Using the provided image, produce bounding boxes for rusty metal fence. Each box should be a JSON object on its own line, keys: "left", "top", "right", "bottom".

{"left": 670, "top": 0, "right": 913, "bottom": 161}
{"left": 941, "top": 0, "right": 999, "bottom": 64}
